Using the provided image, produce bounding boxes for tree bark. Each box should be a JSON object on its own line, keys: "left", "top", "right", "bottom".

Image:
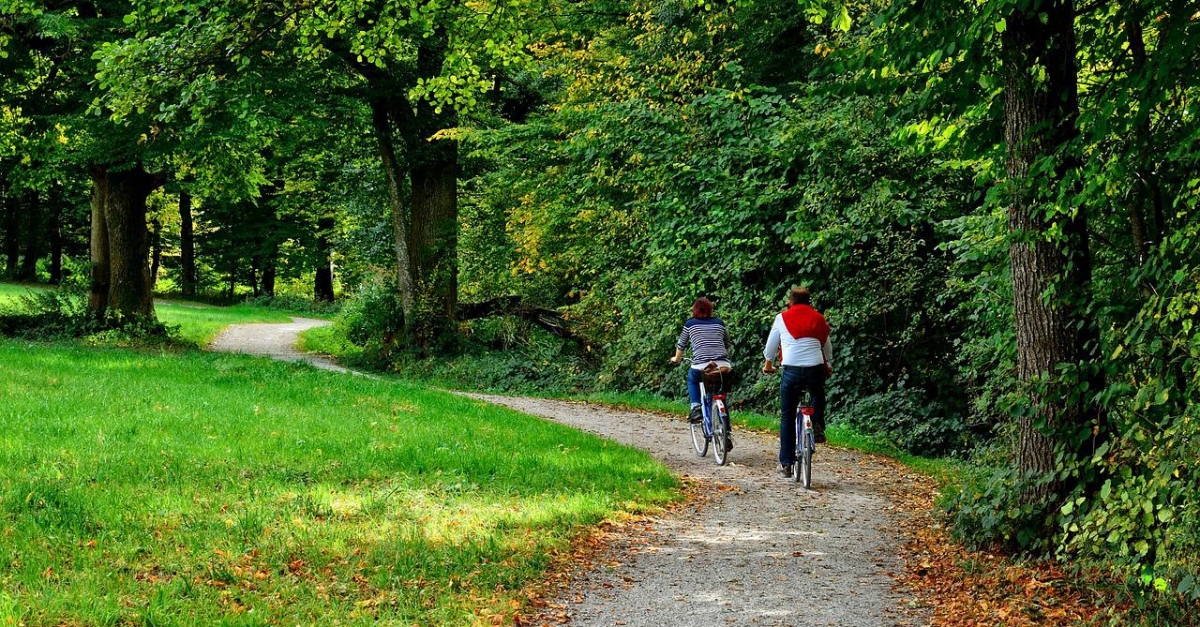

{"left": 404, "top": 34, "right": 459, "bottom": 349}
{"left": 249, "top": 262, "right": 260, "bottom": 297}
{"left": 179, "top": 190, "right": 196, "bottom": 297}
{"left": 1002, "top": 0, "right": 1100, "bottom": 506}
{"left": 89, "top": 174, "right": 111, "bottom": 314}
{"left": 4, "top": 185, "right": 19, "bottom": 279}
{"left": 48, "top": 193, "right": 63, "bottom": 284}
{"left": 314, "top": 215, "right": 335, "bottom": 302}
{"left": 261, "top": 263, "right": 276, "bottom": 297}
{"left": 88, "top": 165, "right": 160, "bottom": 320}
{"left": 370, "top": 97, "right": 415, "bottom": 316}
{"left": 18, "top": 190, "right": 41, "bottom": 281}
{"left": 149, "top": 216, "right": 163, "bottom": 289}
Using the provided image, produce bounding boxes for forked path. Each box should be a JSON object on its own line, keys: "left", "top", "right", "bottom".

{"left": 207, "top": 321, "right": 926, "bottom": 627}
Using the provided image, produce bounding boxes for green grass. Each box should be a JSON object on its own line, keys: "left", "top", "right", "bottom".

{"left": 156, "top": 300, "right": 297, "bottom": 346}
{"left": 297, "top": 322, "right": 361, "bottom": 361}
{"left": 0, "top": 282, "right": 321, "bottom": 347}
{"left": 0, "top": 282, "right": 47, "bottom": 305}
{"left": 0, "top": 340, "right": 678, "bottom": 626}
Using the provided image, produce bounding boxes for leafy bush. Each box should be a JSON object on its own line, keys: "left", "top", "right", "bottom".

{"left": 944, "top": 462, "right": 1061, "bottom": 554}
{"left": 241, "top": 293, "right": 341, "bottom": 316}
{"left": 0, "top": 284, "right": 175, "bottom": 345}
{"left": 391, "top": 325, "right": 596, "bottom": 395}
{"left": 836, "top": 387, "right": 987, "bottom": 457}
{"left": 332, "top": 273, "right": 406, "bottom": 368}
{"left": 0, "top": 285, "right": 94, "bottom": 339}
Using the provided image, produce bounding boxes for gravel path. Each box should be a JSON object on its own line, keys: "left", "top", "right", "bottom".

{"left": 207, "top": 321, "right": 926, "bottom": 627}
{"left": 466, "top": 394, "right": 924, "bottom": 627}
{"left": 207, "top": 317, "right": 353, "bottom": 374}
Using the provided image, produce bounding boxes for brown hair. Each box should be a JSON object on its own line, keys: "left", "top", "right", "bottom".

{"left": 789, "top": 286, "right": 812, "bottom": 305}
{"left": 692, "top": 297, "right": 713, "bottom": 319}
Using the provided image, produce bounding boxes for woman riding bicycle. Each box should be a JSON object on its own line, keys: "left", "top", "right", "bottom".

{"left": 669, "top": 297, "right": 734, "bottom": 450}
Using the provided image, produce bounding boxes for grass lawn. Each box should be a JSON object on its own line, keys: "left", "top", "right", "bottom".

{"left": 0, "top": 282, "right": 47, "bottom": 305}
{"left": 156, "top": 301, "right": 298, "bottom": 346}
{"left": 0, "top": 282, "right": 317, "bottom": 347}
{"left": 0, "top": 340, "right": 678, "bottom": 626}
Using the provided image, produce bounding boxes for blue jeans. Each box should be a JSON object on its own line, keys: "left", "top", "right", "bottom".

{"left": 687, "top": 367, "right": 705, "bottom": 407}
{"left": 779, "top": 365, "right": 826, "bottom": 466}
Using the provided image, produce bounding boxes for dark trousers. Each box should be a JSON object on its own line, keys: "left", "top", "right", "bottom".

{"left": 779, "top": 365, "right": 826, "bottom": 466}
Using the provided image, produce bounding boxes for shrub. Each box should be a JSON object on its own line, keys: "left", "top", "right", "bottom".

{"left": 836, "top": 387, "right": 981, "bottom": 457}
{"left": 242, "top": 294, "right": 341, "bottom": 316}
{"left": 0, "top": 284, "right": 175, "bottom": 345}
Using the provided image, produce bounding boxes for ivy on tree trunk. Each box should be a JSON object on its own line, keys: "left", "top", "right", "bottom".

{"left": 1001, "top": 0, "right": 1102, "bottom": 507}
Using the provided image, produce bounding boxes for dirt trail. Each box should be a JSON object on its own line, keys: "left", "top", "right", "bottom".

{"left": 464, "top": 394, "right": 925, "bottom": 627}
{"left": 207, "top": 317, "right": 352, "bottom": 373}
{"left": 208, "top": 321, "right": 927, "bottom": 627}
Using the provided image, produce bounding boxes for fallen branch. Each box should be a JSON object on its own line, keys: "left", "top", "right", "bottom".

{"left": 457, "top": 297, "right": 585, "bottom": 346}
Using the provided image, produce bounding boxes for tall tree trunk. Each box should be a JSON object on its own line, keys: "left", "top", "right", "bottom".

{"left": 249, "top": 262, "right": 260, "bottom": 297}
{"left": 314, "top": 215, "right": 335, "bottom": 302}
{"left": 1002, "top": 0, "right": 1100, "bottom": 507}
{"left": 407, "top": 136, "right": 458, "bottom": 341}
{"left": 404, "top": 35, "right": 459, "bottom": 350}
{"left": 179, "top": 190, "right": 196, "bottom": 297}
{"left": 261, "top": 263, "right": 276, "bottom": 297}
{"left": 1123, "top": 10, "right": 1163, "bottom": 263}
{"left": 18, "top": 190, "right": 41, "bottom": 281}
{"left": 48, "top": 193, "right": 63, "bottom": 284}
{"left": 370, "top": 97, "right": 415, "bottom": 316}
{"left": 149, "top": 216, "right": 163, "bottom": 289}
{"left": 89, "top": 174, "right": 111, "bottom": 314}
{"left": 4, "top": 186, "right": 19, "bottom": 279}
{"left": 88, "top": 165, "right": 160, "bottom": 320}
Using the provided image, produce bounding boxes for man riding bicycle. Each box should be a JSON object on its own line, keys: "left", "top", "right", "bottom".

{"left": 762, "top": 286, "right": 832, "bottom": 479}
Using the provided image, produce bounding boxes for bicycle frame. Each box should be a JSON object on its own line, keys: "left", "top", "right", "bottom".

{"left": 698, "top": 381, "right": 727, "bottom": 436}
{"left": 689, "top": 364, "right": 732, "bottom": 465}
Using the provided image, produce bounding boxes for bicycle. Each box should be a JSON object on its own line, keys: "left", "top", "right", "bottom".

{"left": 792, "top": 391, "right": 816, "bottom": 488}
{"left": 677, "top": 359, "right": 734, "bottom": 466}
{"left": 763, "top": 365, "right": 821, "bottom": 489}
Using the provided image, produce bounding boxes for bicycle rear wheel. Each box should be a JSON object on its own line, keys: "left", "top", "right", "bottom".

{"left": 690, "top": 420, "right": 709, "bottom": 457}
{"left": 712, "top": 402, "right": 730, "bottom": 466}
{"left": 799, "top": 433, "right": 813, "bottom": 489}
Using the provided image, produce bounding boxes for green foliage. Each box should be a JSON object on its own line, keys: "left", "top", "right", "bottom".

{"left": 465, "top": 1, "right": 979, "bottom": 453}
{"left": 240, "top": 293, "right": 341, "bottom": 317}
{"left": 392, "top": 322, "right": 596, "bottom": 396}
{"left": 837, "top": 388, "right": 982, "bottom": 456}
{"left": 947, "top": 463, "right": 1061, "bottom": 554}
{"left": 333, "top": 272, "right": 407, "bottom": 368}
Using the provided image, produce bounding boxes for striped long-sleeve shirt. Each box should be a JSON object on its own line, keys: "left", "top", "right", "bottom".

{"left": 676, "top": 317, "right": 731, "bottom": 366}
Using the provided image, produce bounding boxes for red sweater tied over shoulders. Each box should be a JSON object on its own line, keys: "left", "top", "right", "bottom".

{"left": 782, "top": 304, "right": 829, "bottom": 344}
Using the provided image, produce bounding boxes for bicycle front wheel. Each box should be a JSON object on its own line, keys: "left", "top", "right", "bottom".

{"left": 690, "top": 420, "right": 709, "bottom": 457}
{"left": 712, "top": 403, "right": 730, "bottom": 466}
